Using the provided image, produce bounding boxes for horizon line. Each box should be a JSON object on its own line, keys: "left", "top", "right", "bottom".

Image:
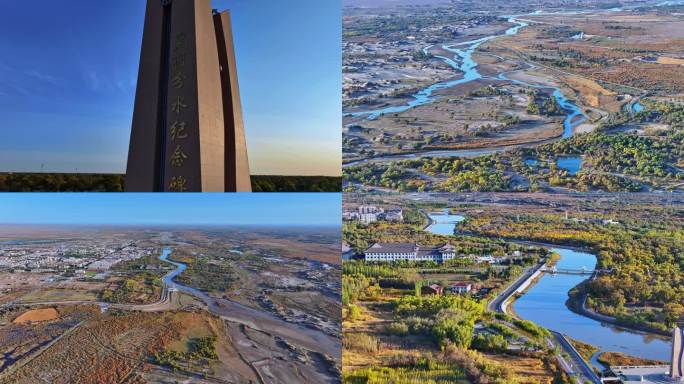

{"left": 0, "top": 171, "right": 342, "bottom": 177}
{"left": 0, "top": 223, "right": 341, "bottom": 228}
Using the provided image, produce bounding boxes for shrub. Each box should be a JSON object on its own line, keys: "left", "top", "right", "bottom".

{"left": 347, "top": 304, "right": 362, "bottom": 321}
{"left": 344, "top": 333, "right": 379, "bottom": 353}
{"left": 386, "top": 322, "right": 409, "bottom": 336}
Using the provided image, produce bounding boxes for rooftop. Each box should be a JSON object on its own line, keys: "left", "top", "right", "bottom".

{"left": 365, "top": 243, "right": 416, "bottom": 254}
{"left": 611, "top": 366, "right": 679, "bottom": 384}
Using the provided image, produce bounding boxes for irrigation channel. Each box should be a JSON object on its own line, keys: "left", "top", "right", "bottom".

{"left": 424, "top": 211, "right": 671, "bottom": 367}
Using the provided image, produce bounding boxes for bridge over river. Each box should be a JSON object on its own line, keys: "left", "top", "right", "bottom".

{"left": 424, "top": 211, "right": 672, "bottom": 381}
{"left": 539, "top": 265, "right": 611, "bottom": 275}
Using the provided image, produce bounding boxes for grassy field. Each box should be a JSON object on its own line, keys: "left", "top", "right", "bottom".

{"left": 0, "top": 310, "right": 225, "bottom": 384}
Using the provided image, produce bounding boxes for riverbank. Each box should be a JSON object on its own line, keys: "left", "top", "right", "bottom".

{"left": 453, "top": 230, "right": 673, "bottom": 342}
{"left": 498, "top": 264, "right": 546, "bottom": 317}
{"left": 419, "top": 206, "right": 673, "bottom": 361}
{"left": 513, "top": 247, "right": 671, "bottom": 361}
{"left": 566, "top": 281, "right": 673, "bottom": 338}
{"left": 456, "top": 228, "right": 671, "bottom": 359}
{"left": 461, "top": 233, "right": 676, "bottom": 339}
{"left": 159, "top": 249, "right": 341, "bottom": 358}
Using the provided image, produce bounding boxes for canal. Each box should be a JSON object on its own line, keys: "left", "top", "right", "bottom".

{"left": 423, "top": 213, "right": 671, "bottom": 363}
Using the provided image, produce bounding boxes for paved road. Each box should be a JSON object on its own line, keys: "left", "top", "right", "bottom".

{"left": 553, "top": 331, "right": 602, "bottom": 384}
{"left": 488, "top": 261, "right": 601, "bottom": 384}
{"left": 487, "top": 262, "right": 543, "bottom": 313}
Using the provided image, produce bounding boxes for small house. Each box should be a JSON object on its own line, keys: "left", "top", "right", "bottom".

{"left": 421, "top": 284, "right": 443, "bottom": 296}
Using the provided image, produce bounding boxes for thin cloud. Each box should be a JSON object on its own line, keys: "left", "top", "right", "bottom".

{"left": 24, "top": 69, "right": 63, "bottom": 86}
{"left": 85, "top": 69, "right": 101, "bottom": 91}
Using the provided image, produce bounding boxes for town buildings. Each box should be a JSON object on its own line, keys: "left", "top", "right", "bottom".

{"left": 343, "top": 205, "right": 403, "bottom": 224}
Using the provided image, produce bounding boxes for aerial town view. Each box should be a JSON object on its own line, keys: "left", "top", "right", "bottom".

{"left": 341, "top": 2, "right": 684, "bottom": 381}
{"left": 0, "top": 194, "right": 341, "bottom": 384}
{"left": 342, "top": 192, "right": 684, "bottom": 383}
{"left": 343, "top": 0, "right": 684, "bottom": 193}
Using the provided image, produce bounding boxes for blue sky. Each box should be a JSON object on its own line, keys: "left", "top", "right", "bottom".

{"left": 0, "top": 0, "right": 341, "bottom": 176}
{"left": 0, "top": 194, "right": 341, "bottom": 226}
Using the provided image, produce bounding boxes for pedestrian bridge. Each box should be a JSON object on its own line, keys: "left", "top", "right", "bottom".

{"left": 540, "top": 265, "right": 595, "bottom": 275}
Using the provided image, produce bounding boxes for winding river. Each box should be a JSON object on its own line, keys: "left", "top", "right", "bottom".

{"left": 157, "top": 248, "right": 341, "bottom": 358}
{"left": 159, "top": 247, "right": 210, "bottom": 300}
{"left": 424, "top": 212, "right": 671, "bottom": 363}
{"left": 350, "top": 18, "right": 529, "bottom": 120}
{"left": 344, "top": 15, "right": 588, "bottom": 167}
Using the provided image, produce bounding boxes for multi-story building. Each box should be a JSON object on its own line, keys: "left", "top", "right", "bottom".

{"left": 343, "top": 205, "right": 403, "bottom": 224}
{"left": 364, "top": 243, "right": 457, "bottom": 263}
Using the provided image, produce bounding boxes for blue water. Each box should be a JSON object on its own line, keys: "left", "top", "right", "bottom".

{"left": 158, "top": 247, "right": 214, "bottom": 301}
{"left": 658, "top": 0, "right": 684, "bottom": 5}
{"left": 159, "top": 248, "right": 187, "bottom": 288}
{"left": 499, "top": 74, "right": 586, "bottom": 138}
{"left": 632, "top": 102, "right": 644, "bottom": 113}
{"left": 346, "top": 15, "right": 587, "bottom": 139}
{"left": 525, "top": 159, "right": 539, "bottom": 167}
{"left": 426, "top": 210, "right": 465, "bottom": 236}
{"left": 557, "top": 156, "right": 582, "bottom": 175}
{"left": 515, "top": 248, "right": 671, "bottom": 361}
{"left": 348, "top": 18, "right": 528, "bottom": 121}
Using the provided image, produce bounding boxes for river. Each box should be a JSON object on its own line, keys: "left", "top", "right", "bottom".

{"left": 344, "top": 15, "right": 588, "bottom": 168}
{"left": 157, "top": 248, "right": 341, "bottom": 358}
{"left": 514, "top": 248, "right": 671, "bottom": 363}
{"left": 423, "top": 214, "right": 672, "bottom": 363}
{"left": 348, "top": 18, "right": 529, "bottom": 121}
{"left": 158, "top": 247, "right": 212, "bottom": 301}
{"left": 426, "top": 209, "right": 466, "bottom": 235}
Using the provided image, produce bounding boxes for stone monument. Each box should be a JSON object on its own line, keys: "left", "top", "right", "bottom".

{"left": 672, "top": 325, "right": 683, "bottom": 379}
{"left": 125, "top": 0, "right": 251, "bottom": 192}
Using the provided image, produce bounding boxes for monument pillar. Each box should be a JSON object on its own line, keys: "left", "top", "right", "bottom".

{"left": 672, "top": 325, "right": 683, "bottom": 379}
{"left": 125, "top": 0, "right": 251, "bottom": 192}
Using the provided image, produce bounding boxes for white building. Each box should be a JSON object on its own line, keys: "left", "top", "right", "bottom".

{"left": 385, "top": 209, "right": 404, "bottom": 222}
{"left": 343, "top": 205, "right": 403, "bottom": 224}
{"left": 364, "top": 243, "right": 457, "bottom": 263}
{"left": 448, "top": 282, "right": 472, "bottom": 294}
{"left": 360, "top": 212, "right": 379, "bottom": 224}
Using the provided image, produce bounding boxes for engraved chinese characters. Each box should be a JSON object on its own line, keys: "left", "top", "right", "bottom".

{"left": 125, "top": 0, "right": 251, "bottom": 192}
{"left": 167, "top": 31, "right": 189, "bottom": 191}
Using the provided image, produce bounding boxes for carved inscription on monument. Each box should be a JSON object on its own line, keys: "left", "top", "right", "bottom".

{"left": 126, "top": 0, "right": 251, "bottom": 192}
{"left": 167, "top": 32, "right": 190, "bottom": 191}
